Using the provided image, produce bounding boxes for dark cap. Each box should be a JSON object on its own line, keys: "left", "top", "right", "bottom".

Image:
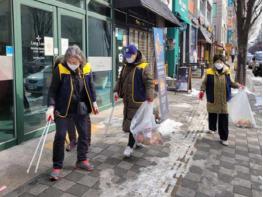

{"left": 124, "top": 44, "right": 138, "bottom": 58}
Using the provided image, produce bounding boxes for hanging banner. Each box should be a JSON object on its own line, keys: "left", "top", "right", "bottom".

{"left": 153, "top": 28, "right": 169, "bottom": 120}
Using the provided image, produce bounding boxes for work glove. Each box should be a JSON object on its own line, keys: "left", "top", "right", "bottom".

{"left": 199, "top": 91, "right": 205, "bottom": 100}
{"left": 46, "top": 106, "right": 54, "bottom": 121}
{"left": 93, "top": 102, "right": 99, "bottom": 114}
{"left": 238, "top": 83, "right": 245, "bottom": 90}
{"left": 113, "top": 92, "right": 119, "bottom": 102}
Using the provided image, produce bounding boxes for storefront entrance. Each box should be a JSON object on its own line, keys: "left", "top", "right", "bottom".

{"left": 14, "top": 0, "right": 86, "bottom": 141}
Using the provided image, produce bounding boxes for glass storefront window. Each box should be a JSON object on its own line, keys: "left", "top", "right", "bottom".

{"left": 0, "top": 0, "right": 14, "bottom": 143}
{"left": 57, "top": 0, "right": 85, "bottom": 9}
{"left": 88, "top": 1, "right": 111, "bottom": 17}
{"left": 61, "top": 15, "right": 83, "bottom": 51}
{"left": 21, "top": 5, "right": 53, "bottom": 133}
{"left": 88, "top": 17, "right": 112, "bottom": 107}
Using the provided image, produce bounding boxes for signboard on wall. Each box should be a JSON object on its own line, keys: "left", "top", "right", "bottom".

{"left": 176, "top": 67, "right": 191, "bottom": 92}
{"left": 44, "top": 37, "right": 54, "bottom": 56}
{"left": 0, "top": 56, "right": 13, "bottom": 81}
{"left": 153, "top": 28, "right": 169, "bottom": 120}
{"left": 88, "top": 57, "right": 112, "bottom": 72}
{"left": 61, "top": 38, "right": 69, "bottom": 55}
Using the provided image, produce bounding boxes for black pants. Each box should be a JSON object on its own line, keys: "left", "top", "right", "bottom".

{"left": 53, "top": 114, "right": 91, "bottom": 169}
{"left": 68, "top": 119, "right": 76, "bottom": 144}
{"left": 128, "top": 132, "right": 136, "bottom": 148}
{"left": 208, "top": 113, "right": 229, "bottom": 141}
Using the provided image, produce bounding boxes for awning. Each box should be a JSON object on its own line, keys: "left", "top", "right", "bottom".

{"left": 199, "top": 27, "right": 212, "bottom": 44}
{"left": 114, "top": 0, "right": 181, "bottom": 27}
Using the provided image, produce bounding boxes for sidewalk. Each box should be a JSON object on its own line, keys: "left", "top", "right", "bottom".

{"left": 1, "top": 73, "right": 261, "bottom": 197}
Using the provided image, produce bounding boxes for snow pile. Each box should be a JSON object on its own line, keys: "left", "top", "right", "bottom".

{"left": 158, "top": 119, "right": 183, "bottom": 136}
{"left": 170, "top": 103, "right": 193, "bottom": 109}
{"left": 186, "top": 88, "right": 199, "bottom": 97}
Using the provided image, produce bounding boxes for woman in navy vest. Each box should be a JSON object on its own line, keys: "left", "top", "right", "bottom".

{"left": 114, "top": 44, "right": 154, "bottom": 157}
{"left": 46, "top": 45, "right": 98, "bottom": 181}
{"left": 199, "top": 55, "right": 244, "bottom": 146}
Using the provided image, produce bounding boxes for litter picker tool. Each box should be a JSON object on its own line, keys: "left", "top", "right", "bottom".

{"left": 27, "top": 118, "right": 52, "bottom": 174}
{"left": 104, "top": 101, "right": 116, "bottom": 137}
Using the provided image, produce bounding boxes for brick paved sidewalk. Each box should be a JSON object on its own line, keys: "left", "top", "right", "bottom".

{"left": 3, "top": 76, "right": 262, "bottom": 197}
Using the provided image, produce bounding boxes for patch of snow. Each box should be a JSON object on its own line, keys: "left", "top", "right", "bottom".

{"left": 158, "top": 119, "right": 183, "bottom": 136}
{"left": 186, "top": 88, "right": 199, "bottom": 97}
{"left": 170, "top": 103, "right": 193, "bottom": 109}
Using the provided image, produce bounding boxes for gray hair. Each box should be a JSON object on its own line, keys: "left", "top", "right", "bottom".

{"left": 63, "top": 45, "right": 86, "bottom": 66}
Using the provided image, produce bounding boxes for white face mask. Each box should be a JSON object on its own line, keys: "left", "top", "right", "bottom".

{"left": 215, "top": 63, "right": 223, "bottom": 70}
{"left": 67, "top": 63, "right": 79, "bottom": 71}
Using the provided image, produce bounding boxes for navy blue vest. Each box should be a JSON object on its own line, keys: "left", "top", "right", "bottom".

{"left": 55, "top": 63, "right": 95, "bottom": 117}
{"left": 132, "top": 62, "right": 149, "bottom": 103}
{"left": 206, "top": 68, "right": 232, "bottom": 103}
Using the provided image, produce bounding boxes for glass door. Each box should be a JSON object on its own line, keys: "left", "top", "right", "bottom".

{"left": 15, "top": 0, "right": 86, "bottom": 139}
{"left": 14, "top": 0, "right": 57, "bottom": 138}
{"left": 58, "top": 8, "right": 85, "bottom": 55}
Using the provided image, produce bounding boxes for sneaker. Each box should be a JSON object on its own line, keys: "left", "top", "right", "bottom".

{"left": 123, "top": 146, "right": 133, "bottom": 157}
{"left": 49, "top": 168, "right": 61, "bottom": 181}
{"left": 76, "top": 160, "right": 94, "bottom": 171}
{"left": 134, "top": 143, "right": 145, "bottom": 149}
{"left": 66, "top": 141, "right": 77, "bottom": 152}
{"left": 206, "top": 130, "right": 215, "bottom": 134}
{"left": 220, "top": 140, "right": 229, "bottom": 146}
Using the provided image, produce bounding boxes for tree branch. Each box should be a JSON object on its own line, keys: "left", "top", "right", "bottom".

{"left": 250, "top": 8, "right": 262, "bottom": 28}
{"left": 233, "top": 0, "right": 238, "bottom": 14}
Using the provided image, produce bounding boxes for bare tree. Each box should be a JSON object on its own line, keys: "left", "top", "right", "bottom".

{"left": 233, "top": 0, "right": 262, "bottom": 85}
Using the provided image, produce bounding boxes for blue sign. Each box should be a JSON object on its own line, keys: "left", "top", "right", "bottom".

{"left": 153, "top": 28, "right": 169, "bottom": 120}
{"left": 6, "top": 46, "right": 13, "bottom": 56}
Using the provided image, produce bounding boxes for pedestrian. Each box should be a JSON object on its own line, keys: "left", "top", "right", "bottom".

{"left": 199, "top": 54, "right": 244, "bottom": 146}
{"left": 231, "top": 47, "right": 236, "bottom": 63}
{"left": 46, "top": 45, "right": 99, "bottom": 181}
{"left": 53, "top": 56, "right": 78, "bottom": 152}
{"left": 113, "top": 44, "right": 154, "bottom": 157}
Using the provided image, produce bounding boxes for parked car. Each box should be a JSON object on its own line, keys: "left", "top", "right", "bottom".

{"left": 247, "top": 52, "right": 254, "bottom": 68}
{"left": 252, "top": 51, "right": 262, "bottom": 77}
{"left": 25, "top": 66, "right": 52, "bottom": 94}
{"left": 24, "top": 58, "right": 52, "bottom": 76}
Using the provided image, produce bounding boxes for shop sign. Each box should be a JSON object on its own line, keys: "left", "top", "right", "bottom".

{"left": 0, "top": 56, "right": 13, "bottom": 80}
{"left": 30, "top": 35, "right": 45, "bottom": 60}
{"left": 153, "top": 28, "right": 169, "bottom": 120}
{"left": 61, "top": 38, "right": 69, "bottom": 55}
{"left": 88, "top": 57, "right": 112, "bottom": 72}
{"left": 6, "top": 46, "right": 13, "bottom": 57}
{"left": 176, "top": 67, "right": 192, "bottom": 92}
{"left": 44, "top": 37, "right": 54, "bottom": 56}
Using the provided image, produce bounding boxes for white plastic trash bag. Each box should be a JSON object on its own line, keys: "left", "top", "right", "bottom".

{"left": 228, "top": 90, "right": 256, "bottom": 128}
{"left": 130, "top": 102, "right": 163, "bottom": 145}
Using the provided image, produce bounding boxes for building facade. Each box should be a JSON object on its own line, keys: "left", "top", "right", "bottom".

{"left": 212, "top": 0, "right": 228, "bottom": 52}
{"left": 0, "top": 0, "right": 180, "bottom": 151}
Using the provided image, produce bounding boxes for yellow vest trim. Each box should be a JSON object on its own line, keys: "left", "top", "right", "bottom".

{"left": 206, "top": 68, "right": 215, "bottom": 75}
{"left": 137, "top": 62, "right": 149, "bottom": 69}
{"left": 58, "top": 64, "right": 70, "bottom": 79}
{"left": 83, "top": 63, "right": 92, "bottom": 75}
